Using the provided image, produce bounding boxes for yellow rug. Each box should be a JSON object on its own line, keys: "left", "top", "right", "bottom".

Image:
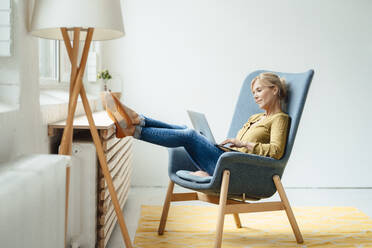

{"left": 134, "top": 205, "right": 372, "bottom": 247}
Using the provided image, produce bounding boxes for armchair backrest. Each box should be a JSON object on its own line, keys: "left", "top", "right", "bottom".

{"left": 227, "top": 70, "right": 314, "bottom": 166}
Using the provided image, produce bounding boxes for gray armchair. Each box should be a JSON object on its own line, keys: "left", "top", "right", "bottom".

{"left": 158, "top": 69, "right": 314, "bottom": 247}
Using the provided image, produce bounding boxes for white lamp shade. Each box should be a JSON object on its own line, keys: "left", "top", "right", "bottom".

{"left": 30, "top": 0, "right": 125, "bottom": 41}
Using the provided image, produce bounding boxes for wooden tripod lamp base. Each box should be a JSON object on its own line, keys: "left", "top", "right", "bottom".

{"left": 57, "top": 27, "right": 133, "bottom": 248}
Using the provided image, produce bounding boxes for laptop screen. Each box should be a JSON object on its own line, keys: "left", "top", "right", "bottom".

{"left": 187, "top": 110, "right": 216, "bottom": 144}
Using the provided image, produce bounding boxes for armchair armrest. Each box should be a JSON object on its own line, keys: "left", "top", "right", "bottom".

{"left": 214, "top": 152, "right": 284, "bottom": 173}
{"left": 209, "top": 152, "right": 286, "bottom": 198}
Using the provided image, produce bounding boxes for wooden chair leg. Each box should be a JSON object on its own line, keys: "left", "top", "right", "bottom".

{"left": 214, "top": 170, "right": 230, "bottom": 248}
{"left": 158, "top": 180, "right": 175, "bottom": 235}
{"left": 273, "top": 175, "right": 304, "bottom": 244}
{"left": 233, "top": 213, "right": 242, "bottom": 228}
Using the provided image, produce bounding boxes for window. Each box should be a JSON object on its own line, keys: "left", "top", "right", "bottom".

{"left": 39, "top": 38, "right": 97, "bottom": 84}
{"left": 0, "top": 0, "right": 12, "bottom": 56}
{"left": 0, "top": 0, "right": 17, "bottom": 112}
{"left": 39, "top": 39, "right": 59, "bottom": 81}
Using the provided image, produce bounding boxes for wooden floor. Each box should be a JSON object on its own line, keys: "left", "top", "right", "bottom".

{"left": 106, "top": 186, "right": 372, "bottom": 248}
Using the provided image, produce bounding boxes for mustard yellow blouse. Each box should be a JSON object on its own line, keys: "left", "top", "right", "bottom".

{"left": 233, "top": 112, "right": 289, "bottom": 159}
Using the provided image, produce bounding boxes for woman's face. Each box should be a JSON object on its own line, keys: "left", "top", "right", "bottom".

{"left": 251, "top": 80, "right": 278, "bottom": 110}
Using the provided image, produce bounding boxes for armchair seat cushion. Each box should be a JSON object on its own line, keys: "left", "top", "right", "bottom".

{"left": 176, "top": 170, "right": 212, "bottom": 183}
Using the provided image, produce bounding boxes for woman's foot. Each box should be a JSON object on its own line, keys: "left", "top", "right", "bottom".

{"left": 112, "top": 95, "right": 141, "bottom": 126}
{"left": 104, "top": 92, "right": 141, "bottom": 125}
{"left": 190, "top": 170, "right": 210, "bottom": 177}
{"left": 105, "top": 109, "right": 134, "bottom": 138}
{"left": 103, "top": 92, "right": 139, "bottom": 138}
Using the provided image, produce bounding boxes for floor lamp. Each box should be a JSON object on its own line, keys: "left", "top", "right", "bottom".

{"left": 30, "top": 0, "right": 132, "bottom": 247}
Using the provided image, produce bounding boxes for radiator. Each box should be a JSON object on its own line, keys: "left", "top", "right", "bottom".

{"left": 47, "top": 111, "right": 133, "bottom": 247}
{"left": 67, "top": 137, "right": 133, "bottom": 248}
{"left": 67, "top": 141, "right": 98, "bottom": 248}
{"left": 0, "top": 154, "right": 69, "bottom": 248}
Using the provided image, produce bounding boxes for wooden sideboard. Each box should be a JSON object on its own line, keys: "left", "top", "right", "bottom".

{"left": 48, "top": 111, "right": 132, "bottom": 248}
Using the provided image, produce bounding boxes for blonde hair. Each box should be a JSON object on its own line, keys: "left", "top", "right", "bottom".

{"left": 251, "top": 72, "right": 288, "bottom": 109}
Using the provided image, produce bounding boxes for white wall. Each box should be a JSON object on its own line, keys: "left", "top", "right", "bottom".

{"left": 101, "top": 0, "right": 372, "bottom": 187}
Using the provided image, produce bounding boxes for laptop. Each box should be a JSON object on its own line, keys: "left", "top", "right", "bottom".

{"left": 187, "top": 110, "right": 237, "bottom": 152}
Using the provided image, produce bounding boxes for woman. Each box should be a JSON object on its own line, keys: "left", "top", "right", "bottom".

{"left": 104, "top": 72, "right": 289, "bottom": 178}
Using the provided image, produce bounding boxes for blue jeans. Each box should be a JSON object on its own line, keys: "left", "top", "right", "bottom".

{"left": 135, "top": 116, "right": 225, "bottom": 175}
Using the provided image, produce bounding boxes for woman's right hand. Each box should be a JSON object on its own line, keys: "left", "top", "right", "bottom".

{"left": 220, "top": 138, "right": 255, "bottom": 151}
{"left": 220, "top": 138, "right": 243, "bottom": 148}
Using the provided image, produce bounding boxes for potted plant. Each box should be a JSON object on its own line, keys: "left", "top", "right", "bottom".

{"left": 97, "top": 69, "right": 112, "bottom": 92}
{"left": 97, "top": 69, "right": 122, "bottom": 109}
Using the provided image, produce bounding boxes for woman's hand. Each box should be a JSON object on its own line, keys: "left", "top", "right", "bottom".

{"left": 220, "top": 138, "right": 244, "bottom": 148}
{"left": 220, "top": 138, "right": 255, "bottom": 151}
